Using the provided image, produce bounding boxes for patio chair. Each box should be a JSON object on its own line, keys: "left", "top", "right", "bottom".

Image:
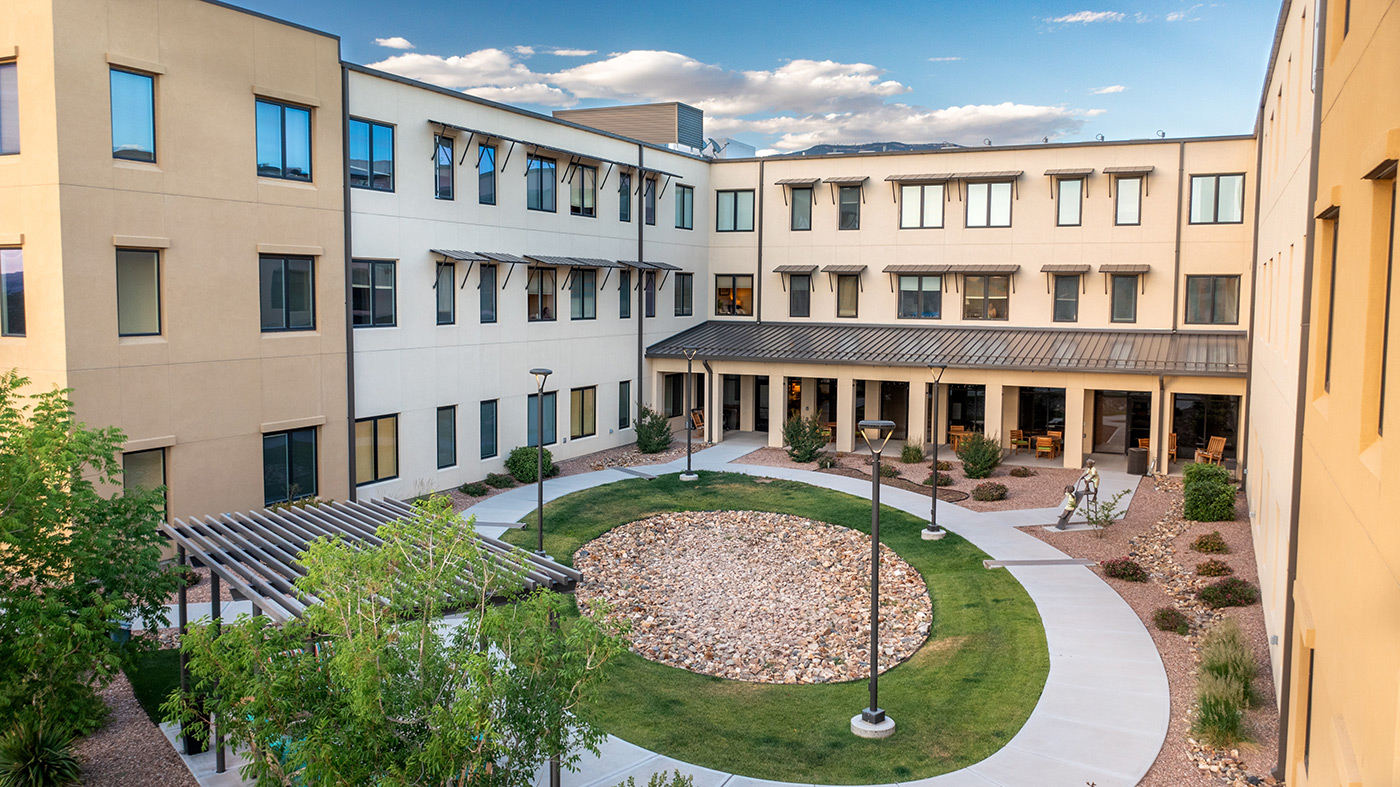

{"left": 1199, "top": 435, "right": 1227, "bottom": 466}
{"left": 1047, "top": 430, "right": 1063, "bottom": 449}
{"left": 690, "top": 409, "right": 705, "bottom": 432}
{"left": 1169, "top": 432, "right": 1178, "bottom": 462}
{"left": 1010, "top": 430, "right": 1031, "bottom": 455}
{"left": 1138, "top": 437, "right": 1151, "bottom": 450}
{"left": 1035, "top": 436, "right": 1057, "bottom": 460}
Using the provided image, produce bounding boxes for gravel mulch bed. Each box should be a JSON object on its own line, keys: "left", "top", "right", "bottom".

{"left": 73, "top": 673, "right": 196, "bottom": 787}
{"left": 575, "top": 511, "right": 930, "bottom": 684}
{"left": 162, "top": 566, "right": 230, "bottom": 605}
{"left": 1024, "top": 478, "right": 1279, "bottom": 787}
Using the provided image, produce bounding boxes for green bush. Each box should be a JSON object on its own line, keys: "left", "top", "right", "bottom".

{"left": 900, "top": 443, "right": 925, "bottom": 464}
{"left": 1184, "top": 479, "right": 1237, "bottom": 521}
{"left": 1201, "top": 620, "right": 1258, "bottom": 705}
{"left": 0, "top": 722, "right": 81, "bottom": 787}
{"left": 458, "top": 482, "right": 489, "bottom": 497}
{"left": 1183, "top": 462, "right": 1231, "bottom": 487}
{"left": 783, "top": 415, "right": 828, "bottom": 463}
{"left": 1009, "top": 465, "right": 1036, "bottom": 478}
{"left": 1193, "top": 671, "right": 1248, "bottom": 746}
{"left": 504, "top": 446, "right": 558, "bottom": 483}
{"left": 1196, "top": 558, "right": 1234, "bottom": 577}
{"left": 484, "top": 472, "right": 516, "bottom": 489}
{"left": 1101, "top": 557, "right": 1148, "bottom": 582}
{"left": 1199, "top": 577, "right": 1259, "bottom": 609}
{"left": 935, "top": 459, "right": 953, "bottom": 471}
{"left": 1153, "top": 607, "right": 1190, "bottom": 635}
{"left": 955, "top": 432, "right": 1003, "bottom": 479}
{"left": 616, "top": 771, "right": 695, "bottom": 787}
{"left": 879, "top": 463, "right": 900, "bottom": 478}
{"left": 816, "top": 455, "right": 838, "bottom": 469}
{"left": 1191, "top": 531, "right": 1230, "bottom": 554}
{"left": 971, "top": 481, "right": 1007, "bottom": 501}
{"left": 636, "top": 405, "right": 674, "bottom": 454}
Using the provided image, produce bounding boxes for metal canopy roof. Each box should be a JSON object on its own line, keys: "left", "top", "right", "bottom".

{"left": 1099, "top": 263, "right": 1152, "bottom": 274}
{"left": 431, "top": 249, "right": 488, "bottom": 261}
{"left": 821, "top": 264, "right": 868, "bottom": 274}
{"left": 647, "top": 321, "right": 1248, "bottom": 377}
{"left": 773, "top": 264, "right": 819, "bottom": 274}
{"left": 1040, "top": 263, "right": 1092, "bottom": 273}
{"left": 161, "top": 498, "right": 579, "bottom": 623}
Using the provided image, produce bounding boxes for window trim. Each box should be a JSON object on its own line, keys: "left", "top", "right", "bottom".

{"left": 355, "top": 414, "right": 399, "bottom": 486}
{"left": 436, "top": 261, "right": 455, "bottom": 325}
{"left": 837, "top": 185, "right": 861, "bottom": 230}
{"left": 527, "top": 390, "right": 558, "bottom": 447}
{"left": 526, "top": 154, "right": 558, "bottom": 212}
{"left": 110, "top": 67, "right": 156, "bottom": 163}
{"left": 964, "top": 180, "right": 1014, "bottom": 228}
{"left": 1110, "top": 274, "right": 1139, "bottom": 323}
{"left": 570, "top": 386, "right": 597, "bottom": 440}
{"left": 527, "top": 267, "right": 557, "bottom": 322}
{"left": 570, "top": 267, "right": 597, "bottom": 320}
{"left": 789, "top": 273, "right": 812, "bottom": 318}
{"left": 715, "top": 274, "right": 754, "bottom": 316}
{"left": 570, "top": 163, "right": 597, "bottom": 218}
{"left": 263, "top": 427, "right": 317, "bottom": 505}
{"left": 0, "top": 247, "right": 23, "bottom": 337}
{"left": 619, "top": 172, "right": 632, "bottom": 222}
{"left": 1188, "top": 173, "right": 1247, "bottom": 225}
{"left": 899, "top": 183, "right": 945, "bottom": 230}
{"left": 347, "top": 116, "right": 395, "bottom": 192}
{"left": 255, "top": 97, "right": 313, "bottom": 182}
{"left": 962, "top": 274, "right": 1011, "bottom": 321}
{"left": 436, "top": 405, "right": 457, "bottom": 469}
{"left": 1055, "top": 177, "right": 1083, "bottom": 227}
{"left": 1184, "top": 274, "right": 1242, "bottom": 325}
{"left": 644, "top": 177, "right": 656, "bottom": 226}
{"left": 0, "top": 61, "right": 18, "bottom": 156}
{"left": 674, "top": 272, "right": 694, "bottom": 317}
{"left": 116, "top": 248, "right": 162, "bottom": 337}
{"left": 618, "top": 381, "right": 632, "bottom": 430}
{"left": 350, "top": 259, "right": 396, "bottom": 328}
{"left": 1052, "top": 273, "right": 1080, "bottom": 322}
{"left": 836, "top": 273, "right": 859, "bottom": 318}
{"left": 896, "top": 274, "right": 942, "bottom": 319}
{"left": 1114, "top": 176, "right": 1143, "bottom": 226}
{"left": 1324, "top": 216, "right": 1339, "bottom": 391}
{"left": 477, "top": 144, "right": 497, "bottom": 205}
{"left": 675, "top": 184, "right": 694, "bottom": 230}
{"left": 716, "top": 189, "right": 756, "bottom": 232}
{"left": 480, "top": 399, "right": 499, "bottom": 459}
{"left": 790, "top": 187, "right": 813, "bottom": 231}
{"left": 433, "top": 133, "right": 453, "bottom": 200}
{"left": 260, "top": 254, "right": 316, "bottom": 332}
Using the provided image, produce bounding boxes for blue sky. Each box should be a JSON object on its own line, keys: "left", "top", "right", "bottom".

{"left": 237, "top": 1, "right": 1282, "bottom": 154}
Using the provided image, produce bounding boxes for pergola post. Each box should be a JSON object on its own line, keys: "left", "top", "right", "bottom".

{"left": 177, "top": 546, "right": 191, "bottom": 754}
{"left": 211, "top": 571, "right": 224, "bottom": 774}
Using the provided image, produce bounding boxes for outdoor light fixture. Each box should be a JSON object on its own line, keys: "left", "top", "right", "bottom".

{"left": 529, "top": 368, "right": 552, "bottom": 557}
{"left": 853, "top": 419, "right": 897, "bottom": 739}
{"left": 680, "top": 348, "right": 700, "bottom": 481}
{"left": 926, "top": 365, "right": 948, "bottom": 541}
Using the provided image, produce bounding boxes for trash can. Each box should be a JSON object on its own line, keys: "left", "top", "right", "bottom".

{"left": 1126, "top": 446, "right": 1149, "bottom": 476}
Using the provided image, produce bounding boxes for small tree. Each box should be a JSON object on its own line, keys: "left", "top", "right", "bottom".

{"left": 635, "top": 405, "right": 674, "bottom": 454}
{"left": 1081, "top": 489, "right": 1130, "bottom": 539}
{"left": 505, "top": 445, "right": 558, "bottom": 483}
{"left": 955, "top": 432, "right": 1003, "bottom": 479}
{"left": 782, "top": 415, "right": 827, "bottom": 463}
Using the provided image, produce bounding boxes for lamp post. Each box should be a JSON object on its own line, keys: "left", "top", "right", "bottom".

{"left": 530, "top": 368, "right": 552, "bottom": 557}
{"left": 853, "top": 419, "right": 896, "bottom": 739}
{"left": 680, "top": 348, "right": 700, "bottom": 481}
{"left": 925, "top": 365, "right": 947, "bottom": 540}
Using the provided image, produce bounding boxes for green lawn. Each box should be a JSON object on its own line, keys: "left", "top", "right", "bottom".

{"left": 499, "top": 472, "right": 1048, "bottom": 783}
{"left": 125, "top": 647, "right": 182, "bottom": 725}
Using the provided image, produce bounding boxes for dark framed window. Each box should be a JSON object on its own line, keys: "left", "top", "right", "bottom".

{"left": 1185, "top": 275, "right": 1241, "bottom": 324}
{"left": 480, "top": 264, "right": 497, "bottom": 323}
{"left": 570, "top": 386, "right": 596, "bottom": 439}
{"left": 354, "top": 414, "right": 398, "bottom": 485}
{"left": 0, "top": 248, "right": 22, "bottom": 336}
{"left": 0, "top": 62, "right": 17, "bottom": 155}
{"left": 1381, "top": 184, "right": 1396, "bottom": 434}
{"left": 675, "top": 184, "right": 694, "bottom": 229}
{"left": 480, "top": 400, "right": 498, "bottom": 459}
{"left": 526, "top": 155, "right": 557, "bottom": 212}
{"left": 644, "top": 271, "right": 656, "bottom": 318}
{"left": 116, "top": 249, "right": 161, "bottom": 336}
{"left": 791, "top": 187, "right": 812, "bottom": 230}
{"left": 715, "top": 274, "right": 753, "bottom": 316}
{"left": 1111, "top": 274, "right": 1139, "bottom": 323}
{"left": 436, "top": 262, "right": 455, "bottom": 325}
{"left": 717, "top": 190, "right": 755, "bottom": 232}
{"left": 897, "top": 275, "right": 941, "bottom": 319}
{"left": 255, "top": 98, "right": 311, "bottom": 181}
{"left": 1324, "top": 216, "right": 1339, "bottom": 391}
{"left": 1302, "top": 649, "right": 1316, "bottom": 770}
{"left": 836, "top": 274, "right": 859, "bottom": 317}
{"left": 619, "top": 269, "right": 632, "bottom": 318}
{"left": 110, "top": 68, "right": 155, "bottom": 162}
{"left": 434, "top": 134, "right": 453, "bottom": 199}
{"left": 1056, "top": 178, "right": 1083, "bottom": 226}
{"left": 260, "top": 255, "right": 315, "bottom": 331}
{"left": 570, "top": 268, "right": 596, "bottom": 320}
{"left": 527, "top": 267, "right": 556, "bottom": 321}
{"left": 1053, "top": 274, "right": 1079, "bottom": 322}
{"left": 618, "top": 381, "right": 631, "bottom": 429}
{"left": 570, "top": 164, "right": 596, "bottom": 217}
{"left": 350, "top": 259, "right": 395, "bottom": 328}
{"left": 436, "top": 406, "right": 456, "bottom": 469}
{"left": 263, "top": 427, "right": 316, "bottom": 505}
{"left": 478, "top": 144, "right": 496, "bottom": 205}
{"left": 348, "top": 118, "right": 393, "bottom": 191}
{"left": 1115, "top": 177, "right": 1142, "bottom": 225}
{"left": 966, "top": 181, "right": 1012, "bottom": 227}
{"left": 963, "top": 275, "right": 1010, "bottom": 320}
{"left": 644, "top": 178, "right": 656, "bottom": 225}
{"left": 790, "top": 273, "right": 811, "bottom": 317}
{"left": 838, "top": 186, "right": 860, "bottom": 230}
{"left": 527, "top": 391, "right": 557, "bottom": 447}
{"left": 1189, "top": 174, "right": 1246, "bottom": 224}
{"left": 900, "top": 184, "right": 944, "bottom": 229}
{"left": 664, "top": 373, "right": 684, "bottom": 418}
{"left": 674, "top": 273, "right": 693, "bottom": 316}
{"left": 619, "top": 172, "right": 632, "bottom": 221}
{"left": 123, "top": 447, "right": 166, "bottom": 518}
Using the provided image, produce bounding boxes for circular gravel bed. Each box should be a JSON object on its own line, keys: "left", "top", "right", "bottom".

{"left": 575, "top": 511, "right": 931, "bottom": 684}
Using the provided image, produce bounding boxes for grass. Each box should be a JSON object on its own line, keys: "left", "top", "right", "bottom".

{"left": 124, "top": 648, "right": 182, "bottom": 725}
{"left": 499, "top": 472, "right": 1049, "bottom": 783}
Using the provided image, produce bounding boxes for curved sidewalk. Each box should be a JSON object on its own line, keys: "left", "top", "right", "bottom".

{"left": 465, "top": 436, "right": 1169, "bottom": 787}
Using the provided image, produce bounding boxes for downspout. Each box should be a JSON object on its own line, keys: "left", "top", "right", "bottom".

{"left": 340, "top": 64, "right": 358, "bottom": 501}
{"left": 637, "top": 144, "right": 645, "bottom": 415}
{"left": 703, "top": 360, "right": 716, "bottom": 444}
{"left": 1275, "top": 0, "right": 1326, "bottom": 777}
{"left": 756, "top": 159, "right": 765, "bottom": 323}
{"left": 1172, "top": 141, "right": 1186, "bottom": 332}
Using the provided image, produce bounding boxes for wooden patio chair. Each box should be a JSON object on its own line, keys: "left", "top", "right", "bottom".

{"left": 1010, "top": 430, "right": 1030, "bottom": 455}
{"left": 1199, "top": 435, "right": 1227, "bottom": 466}
{"left": 1168, "top": 433, "right": 1178, "bottom": 462}
{"left": 1047, "top": 430, "right": 1063, "bottom": 450}
{"left": 689, "top": 409, "right": 705, "bottom": 432}
{"left": 1035, "top": 436, "right": 1057, "bottom": 460}
{"left": 1138, "top": 437, "right": 1151, "bottom": 450}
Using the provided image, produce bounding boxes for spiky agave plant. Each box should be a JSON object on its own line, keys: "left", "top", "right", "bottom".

{"left": 0, "top": 722, "right": 81, "bottom": 787}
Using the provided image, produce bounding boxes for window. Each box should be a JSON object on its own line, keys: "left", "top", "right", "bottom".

{"left": 260, "top": 255, "right": 315, "bottom": 331}
{"left": 674, "top": 273, "right": 694, "bottom": 316}
{"left": 433, "top": 134, "right": 453, "bottom": 199}
{"left": 675, "top": 184, "right": 694, "bottom": 229}
{"left": 348, "top": 118, "right": 393, "bottom": 191}
{"left": 1381, "top": 184, "right": 1396, "bottom": 434}
{"left": 527, "top": 268, "right": 556, "bottom": 321}
{"left": 110, "top": 69, "right": 155, "bottom": 162}
{"left": 966, "top": 182, "right": 1012, "bottom": 227}
{"left": 963, "top": 275, "right": 1010, "bottom": 320}
{"left": 526, "top": 155, "right": 557, "bottom": 211}
{"left": 255, "top": 99, "right": 311, "bottom": 181}
{"left": 263, "top": 427, "right": 316, "bottom": 505}
{"left": 838, "top": 186, "right": 860, "bottom": 230}
{"left": 717, "top": 190, "right": 755, "bottom": 232}
{"left": 480, "top": 400, "right": 498, "bottom": 459}
{"left": 619, "top": 173, "right": 632, "bottom": 221}
{"left": 619, "top": 269, "right": 632, "bottom": 318}
{"left": 480, "top": 264, "right": 497, "bottom": 323}
{"left": 116, "top": 249, "right": 160, "bottom": 336}
{"left": 1185, "top": 275, "right": 1241, "bottom": 324}
{"left": 1190, "top": 174, "right": 1245, "bottom": 224}
{"left": 836, "top": 274, "right": 859, "bottom": 317}
{"left": 1324, "top": 217, "right": 1339, "bottom": 391}
{"left": 644, "top": 271, "right": 656, "bottom": 318}
{"left": 570, "top": 386, "right": 596, "bottom": 439}
{"left": 644, "top": 178, "right": 656, "bottom": 225}
{"left": 570, "top": 269, "right": 596, "bottom": 320}
{"left": 0, "top": 62, "right": 17, "bottom": 155}
{"left": 897, "top": 275, "right": 941, "bottom": 319}
{"left": 1115, "top": 177, "right": 1142, "bottom": 225}
{"left": 122, "top": 448, "right": 166, "bottom": 516}
{"left": 618, "top": 381, "right": 631, "bottom": 429}
{"left": 664, "top": 373, "right": 684, "bottom": 418}
{"left": 790, "top": 274, "right": 811, "bottom": 317}
{"left": 478, "top": 144, "right": 496, "bottom": 205}
{"left": 526, "top": 391, "right": 557, "bottom": 447}
{"left": 791, "top": 187, "right": 812, "bottom": 230}
{"left": 350, "top": 260, "right": 395, "bottom": 328}
{"left": 0, "top": 249, "right": 21, "bottom": 336}
{"left": 570, "top": 164, "right": 596, "bottom": 217}
{"left": 436, "top": 262, "right": 455, "bottom": 325}
{"left": 1056, "top": 178, "right": 1082, "bottom": 226}
{"left": 436, "top": 406, "right": 456, "bottom": 469}
{"left": 715, "top": 274, "right": 753, "bottom": 316}
{"left": 1053, "top": 274, "right": 1079, "bottom": 322}
{"left": 900, "top": 184, "right": 944, "bottom": 229}
{"left": 1302, "top": 649, "right": 1316, "bottom": 770}
{"left": 1111, "top": 274, "right": 1138, "bottom": 323}
{"left": 354, "top": 415, "right": 398, "bottom": 485}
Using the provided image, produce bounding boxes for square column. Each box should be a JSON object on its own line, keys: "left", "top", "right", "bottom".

{"left": 800, "top": 377, "right": 816, "bottom": 419}
{"left": 835, "top": 376, "right": 856, "bottom": 453}
{"left": 864, "top": 381, "right": 882, "bottom": 421}
{"left": 907, "top": 380, "right": 929, "bottom": 454}
{"left": 935, "top": 383, "right": 950, "bottom": 447}
{"left": 739, "top": 376, "right": 756, "bottom": 432}
{"left": 999, "top": 385, "right": 1019, "bottom": 448}
{"left": 768, "top": 376, "right": 788, "bottom": 448}
{"left": 1062, "top": 386, "right": 1087, "bottom": 468}
{"left": 1149, "top": 384, "right": 1165, "bottom": 471}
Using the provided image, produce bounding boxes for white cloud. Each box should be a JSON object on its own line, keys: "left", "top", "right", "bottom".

{"left": 1091, "top": 85, "right": 1126, "bottom": 94}
{"left": 1166, "top": 4, "right": 1205, "bottom": 21}
{"left": 1047, "top": 10, "right": 1126, "bottom": 23}
{"left": 374, "top": 36, "right": 414, "bottom": 50}
{"left": 513, "top": 45, "right": 535, "bottom": 56}
{"left": 550, "top": 48, "right": 597, "bottom": 57}
{"left": 927, "top": 56, "right": 962, "bottom": 62}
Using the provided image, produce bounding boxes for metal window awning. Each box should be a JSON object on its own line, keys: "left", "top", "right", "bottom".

{"left": 428, "top": 119, "right": 683, "bottom": 180}
{"left": 431, "top": 249, "right": 488, "bottom": 261}
{"left": 568, "top": 257, "right": 624, "bottom": 269}
{"left": 883, "top": 264, "right": 948, "bottom": 275}
{"left": 821, "top": 264, "right": 868, "bottom": 274}
{"left": 1099, "top": 264, "right": 1151, "bottom": 273}
{"left": 621, "top": 260, "right": 683, "bottom": 271}
{"left": 1041, "top": 264, "right": 1091, "bottom": 273}
{"left": 774, "top": 177, "right": 821, "bottom": 186}
{"left": 773, "top": 264, "right": 818, "bottom": 274}
{"left": 1363, "top": 159, "right": 1398, "bottom": 180}
{"left": 822, "top": 175, "right": 870, "bottom": 184}
{"left": 949, "top": 170, "right": 1023, "bottom": 180}
{"left": 475, "top": 252, "right": 531, "bottom": 288}
{"left": 885, "top": 173, "right": 954, "bottom": 183}
{"left": 1044, "top": 168, "right": 1094, "bottom": 177}
{"left": 526, "top": 255, "right": 587, "bottom": 267}
{"left": 1102, "top": 166, "right": 1155, "bottom": 175}
{"left": 944, "top": 263, "right": 1020, "bottom": 274}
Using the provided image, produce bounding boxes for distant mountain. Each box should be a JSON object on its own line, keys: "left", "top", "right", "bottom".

{"left": 781, "top": 141, "right": 963, "bottom": 156}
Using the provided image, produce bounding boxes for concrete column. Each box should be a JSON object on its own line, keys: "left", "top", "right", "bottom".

{"left": 936, "top": 383, "right": 950, "bottom": 448}
{"left": 864, "top": 381, "right": 882, "bottom": 421}
{"left": 1149, "top": 384, "right": 1164, "bottom": 471}
{"left": 1062, "top": 386, "right": 1086, "bottom": 469}
{"left": 800, "top": 377, "right": 816, "bottom": 420}
{"left": 835, "top": 376, "right": 856, "bottom": 453}
{"left": 704, "top": 369, "right": 719, "bottom": 444}
{"left": 984, "top": 384, "right": 1005, "bottom": 445}
{"left": 1000, "top": 385, "right": 1020, "bottom": 448}
{"left": 739, "top": 375, "right": 756, "bottom": 432}
{"left": 907, "top": 380, "right": 929, "bottom": 454}
{"left": 768, "top": 376, "right": 788, "bottom": 448}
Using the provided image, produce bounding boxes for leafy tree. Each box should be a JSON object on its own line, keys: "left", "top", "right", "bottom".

{"left": 635, "top": 405, "right": 674, "bottom": 454}
{"left": 0, "top": 371, "right": 178, "bottom": 735}
{"left": 166, "top": 495, "right": 627, "bottom": 787}
{"left": 953, "top": 432, "right": 1002, "bottom": 478}
{"left": 782, "top": 415, "right": 827, "bottom": 463}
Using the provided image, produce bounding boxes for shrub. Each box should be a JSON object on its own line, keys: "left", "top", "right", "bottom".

{"left": 1191, "top": 531, "right": 1230, "bottom": 554}
{"left": 1101, "top": 557, "right": 1149, "bottom": 582}
{"left": 921, "top": 472, "right": 954, "bottom": 487}
{"left": 1196, "top": 558, "right": 1234, "bottom": 577}
{"left": 955, "top": 432, "right": 1003, "bottom": 479}
{"left": 783, "top": 415, "right": 828, "bottom": 463}
{"left": 174, "top": 564, "right": 201, "bottom": 589}
{"left": 1193, "top": 671, "right": 1248, "bottom": 746}
{"left": 1199, "top": 577, "right": 1259, "bottom": 609}
{"left": 900, "top": 442, "right": 925, "bottom": 464}
{"left": 816, "top": 455, "right": 838, "bottom": 469}
{"left": 1201, "top": 620, "right": 1258, "bottom": 705}
{"left": 504, "top": 446, "right": 558, "bottom": 483}
{"left": 1153, "top": 607, "right": 1190, "bottom": 635}
{"left": 1009, "top": 465, "right": 1036, "bottom": 478}
{"left": 1184, "top": 479, "right": 1237, "bottom": 522}
{"left": 1082, "top": 488, "right": 1130, "bottom": 539}
{"left": 879, "top": 463, "right": 900, "bottom": 478}
{"left": 1183, "top": 462, "right": 1231, "bottom": 487}
{"left": 971, "top": 481, "right": 1007, "bottom": 501}
{"left": 635, "top": 405, "right": 674, "bottom": 454}
{"left": 0, "top": 722, "right": 81, "bottom": 787}
{"left": 935, "top": 460, "right": 953, "bottom": 471}
{"left": 484, "top": 473, "right": 516, "bottom": 489}
{"left": 458, "top": 482, "right": 489, "bottom": 497}
{"left": 616, "top": 771, "right": 695, "bottom": 787}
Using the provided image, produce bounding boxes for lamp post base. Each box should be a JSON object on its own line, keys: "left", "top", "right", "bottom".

{"left": 679, "top": 472, "right": 699, "bottom": 482}
{"left": 921, "top": 528, "right": 946, "bottom": 541}
{"left": 534, "top": 549, "right": 549, "bottom": 558}
{"left": 851, "top": 713, "right": 896, "bottom": 739}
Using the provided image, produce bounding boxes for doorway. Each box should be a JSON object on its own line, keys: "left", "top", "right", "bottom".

{"left": 880, "top": 381, "right": 910, "bottom": 440}
{"left": 754, "top": 376, "right": 770, "bottom": 432}
{"left": 947, "top": 383, "right": 986, "bottom": 435}
{"left": 722, "top": 375, "right": 741, "bottom": 431}
{"left": 1093, "top": 391, "right": 1153, "bottom": 454}
{"left": 786, "top": 378, "right": 801, "bottom": 424}
{"left": 1173, "top": 394, "right": 1240, "bottom": 462}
